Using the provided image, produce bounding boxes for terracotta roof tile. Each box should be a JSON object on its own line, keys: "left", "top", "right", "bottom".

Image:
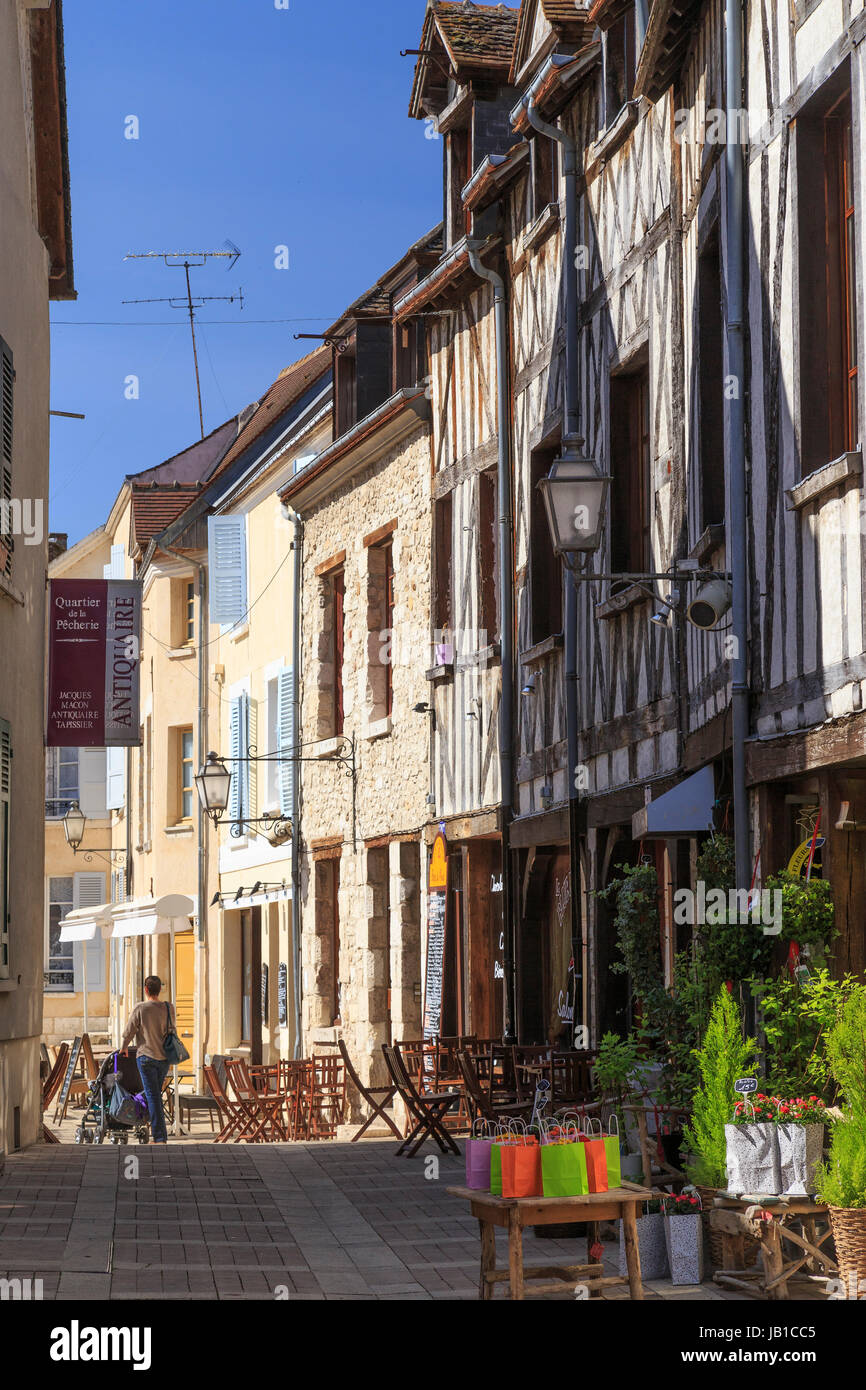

{"left": 130, "top": 484, "right": 203, "bottom": 552}
{"left": 432, "top": 2, "right": 520, "bottom": 68}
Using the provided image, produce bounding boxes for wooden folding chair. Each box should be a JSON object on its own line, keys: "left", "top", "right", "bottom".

{"left": 225, "top": 1058, "right": 288, "bottom": 1141}
{"left": 456, "top": 1048, "right": 531, "bottom": 1126}
{"left": 383, "top": 1044, "right": 460, "bottom": 1157}
{"left": 204, "top": 1064, "right": 253, "bottom": 1143}
{"left": 338, "top": 1038, "right": 401, "bottom": 1141}
{"left": 41, "top": 1043, "right": 69, "bottom": 1114}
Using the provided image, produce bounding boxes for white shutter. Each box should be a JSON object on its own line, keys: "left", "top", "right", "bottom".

{"left": 74, "top": 872, "right": 106, "bottom": 910}
{"left": 0, "top": 719, "right": 10, "bottom": 977}
{"left": 106, "top": 746, "right": 125, "bottom": 810}
{"left": 278, "top": 668, "right": 295, "bottom": 819}
{"left": 71, "top": 870, "right": 107, "bottom": 995}
{"left": 208, "top": 515, "right": 247, "bottom": 625}
{"left": 1, "top": 338, "right": 13, "bottom": 579}
{"left": 229, "top": 696, "right": 242, "bottom": 824}
{"left": 247, "top": 697, "right": 257, "bottom": 820}
{"left": 103, "top": 545, "right": 124, "bottom": 580}
{"left": 78, "top": 748, "right": 107, "bottom": 818}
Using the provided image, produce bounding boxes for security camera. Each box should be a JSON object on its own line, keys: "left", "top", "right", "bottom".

{"left": 686, "top": 577, "right": 733, "bottom": 630}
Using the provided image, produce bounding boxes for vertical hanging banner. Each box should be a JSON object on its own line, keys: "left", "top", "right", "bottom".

{"left": 46, "top": 580, "right": 142, "bottom": 747}
{"left": 423, "top": 831, "right": 448, "bottom": 1048}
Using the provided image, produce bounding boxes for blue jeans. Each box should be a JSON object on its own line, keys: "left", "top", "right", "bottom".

{"left": 137, "top": 1056, "right": 170, "bottom": 1142}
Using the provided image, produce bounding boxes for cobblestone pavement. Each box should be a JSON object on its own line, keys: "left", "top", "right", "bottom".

{"left": 0, "top": 1139, "right": 746, "bottom": 1301}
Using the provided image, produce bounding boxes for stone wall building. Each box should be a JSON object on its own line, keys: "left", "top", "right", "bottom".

{"left": 0, "top": 0, "right": 73, "bottom": 1158}
{"left": 281, "top": 231, "right": 441, "bottom": 1088}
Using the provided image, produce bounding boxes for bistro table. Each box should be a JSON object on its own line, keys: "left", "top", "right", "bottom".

{"left": 448, "top": 1181, "right": 654, "bottom": 1300}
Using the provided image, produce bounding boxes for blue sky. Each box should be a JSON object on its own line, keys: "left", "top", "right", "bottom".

{"left": 50, "top": 0, "right": 443, "bottom": 544}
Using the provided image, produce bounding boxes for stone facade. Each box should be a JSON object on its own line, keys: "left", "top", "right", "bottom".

{"left": 296, "top": 422, "right": 433, "bottom": 1088}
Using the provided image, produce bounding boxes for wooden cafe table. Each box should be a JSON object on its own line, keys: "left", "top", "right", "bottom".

{"left": 447, "top": 1180, "right": 654, "bottom": 1300}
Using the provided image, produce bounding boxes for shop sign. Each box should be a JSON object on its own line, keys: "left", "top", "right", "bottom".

{"left": 46, "top": 579, "right": 142, "bottom": 747}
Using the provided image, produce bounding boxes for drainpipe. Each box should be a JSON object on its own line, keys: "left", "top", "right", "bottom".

{"left": 524, "top": 84, "right": 587, "bottom": 1045}
{"left": 726, "top": 0, "right": 750, "bottom": 907}
{"left": 466, "top": 239, "right": 517, "bottom": 1042}
{"left": 281, "top": 501, "right": 305, "bottom": 1059}
{"left": 165, "top": 545, "right": 208, "bottom": 1090}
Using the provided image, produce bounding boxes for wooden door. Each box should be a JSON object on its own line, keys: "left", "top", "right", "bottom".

{"left": 173, "top": 931, "right": 196, "bottom": 1075}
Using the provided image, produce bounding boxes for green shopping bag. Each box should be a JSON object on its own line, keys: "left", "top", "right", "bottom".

{"left": 605, "top": 1116, "right": 622, "bottom": 1188}
{"left": 541, "top": 1137, "right": 589, "bottom": 1197}
{"left": 490, "top": 1143, "right": 505, "bottom": 1196}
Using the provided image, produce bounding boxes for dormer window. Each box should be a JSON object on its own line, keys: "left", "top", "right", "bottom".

{"left": 530, "top": 135, "right": 559, "bottom": 222}
{"left": 448, "top": 127, "right": 472, "bottom": 246}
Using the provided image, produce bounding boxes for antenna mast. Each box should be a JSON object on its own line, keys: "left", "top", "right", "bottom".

{"left": 123, "top": 242, "right": 243, "bottom": 439}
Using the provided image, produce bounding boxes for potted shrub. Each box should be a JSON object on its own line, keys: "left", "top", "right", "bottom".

{"left": 815, "top": 988, "right": 866, "bottom": 1298}
{"left": 763, "top": 869, "right": 836, "bottom": 967}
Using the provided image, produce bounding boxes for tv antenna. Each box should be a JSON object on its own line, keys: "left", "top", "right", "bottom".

{"left": 123, "top": 242, "right": 243, "bottom": 438}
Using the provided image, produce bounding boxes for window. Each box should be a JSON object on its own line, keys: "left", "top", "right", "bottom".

{"left": 382, "top": 541, "right": 395, "bottom": 717}
{"left": 433, "top": 494, "right": 453, "bottom": 638}
{"left": 530, "top": 449, "right": 563, "bottom": 643}
{"left": 395, "top": 320, "right": 420, "bottom": 391}
{"left": 479, "top": 470, "right": 499, "bottom": 645}
{"left": 180, "top": 728, "right": 194, "bottom": 820}
{"left": 698, "top": 228, "right": 725, "bottom": 530}
{"left": 531, "top": 136, "right": 558, "bottom": 221}
{"left": 46, "top": 747, "right": 79, "bottom": 819}
{"left": 328, "top": 859, "right": 341, "bottom": 1024}
{"left": 46, "top": 876, "right": 74, "bottom": 992}
{"left": 448, "top": 128, "right": 472, "bottom": 246}
{"left": 333, "top": 570, "right": 345, "bottom": 737}
{"left": 0, "top": 720, "right": 9, "bottom": 977}
{"left": 798, "top": 69, "right": 858, "bottom": 473}
{"left": 186, "top": 582, "right": 195, "bottom": 643}
{"left": 609, "top": 367, "right": 651, "bottom": 576}
{"left": 1, "top": 337, "right": 13, "bottom": 581}
{"left": 335, "top": 348, "right": 357, "bottom": 437}
{"left": 603, "top": 6, "right": 637, "bottom": 128}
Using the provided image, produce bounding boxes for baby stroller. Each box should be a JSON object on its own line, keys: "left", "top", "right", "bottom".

{"left": 74, "top": 1048, "right": 153, "bottom": 1145}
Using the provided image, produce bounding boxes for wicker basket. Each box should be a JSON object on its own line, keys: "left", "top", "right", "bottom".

{"left": 829, "top": 1207, "right": 866, "bottom": 1298}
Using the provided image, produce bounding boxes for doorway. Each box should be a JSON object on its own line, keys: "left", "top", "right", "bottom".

{"left": 239, "top": 906, "right": 263, "bottom": 1063}
{"left": 441, "top": 851, "right": 468, "bottom": 1036}
{"left": 173, "top": 931, "right": 197, "bottom": 1070}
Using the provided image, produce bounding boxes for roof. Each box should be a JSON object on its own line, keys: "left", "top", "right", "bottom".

{"left": 510, "top": 1, "right": 595, "bottom": 83}
{"left": 29, "top": 0, "right": 75, "bottom": 299}
{"left": 213, "top": 346, "right": 331, "bottom": 475}
{"left": 127, "top": 417, "right": 240, "bottom": 488}
{"left": 325, "top": 226, "right": 443, "bottom": 340}
{"left": 129, "top": 482, "right": 204, "bottom": 554}
{"left": 409, "top": 2, "right": 521, "bottom": 118}
{"left": 434, "top": 1, "right": 520, "bottom": 66}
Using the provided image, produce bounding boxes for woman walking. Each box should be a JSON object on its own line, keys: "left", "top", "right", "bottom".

{"left": 121, "top": 975, "right": 174, "bottom": 1144}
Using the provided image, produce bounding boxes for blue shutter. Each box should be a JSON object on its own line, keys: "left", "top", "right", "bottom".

{"left": 277, "top": 668, "right": 295, "bottom": 819}
{"left": 247, "top": 698, "right": 257, "bottom": 820}
{"left": 208, "top": 515, "right": 247, "bottom": 625}
{"left": 106, "top": 746, "right": 125, "bottom": 810}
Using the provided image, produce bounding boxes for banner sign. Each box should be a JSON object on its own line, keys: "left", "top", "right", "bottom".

{"left": 46, "top": 580, "right": 142, "bottom": 747}
{"left": 423, "top": 832, "right": 448, "bottom": 1048}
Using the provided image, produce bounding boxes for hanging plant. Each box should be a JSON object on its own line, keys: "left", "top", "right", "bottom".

{"left": 763, "top": 870, "right": 836, "bottom": 962}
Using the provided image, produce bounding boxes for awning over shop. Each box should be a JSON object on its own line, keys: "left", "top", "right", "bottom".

{"left": 110, "top": 894, "right": 195, "bottom": 939}
{"left": 219, "top": 886, "right": 291, "bottom": 912}
{"left": 59, "top": 902, "right": 113, "bottom": 943}
{"left": 631, "top": 765, "right": 716, "bottom": 840}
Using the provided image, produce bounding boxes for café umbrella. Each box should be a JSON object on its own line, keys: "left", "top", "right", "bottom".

{"left": 58, "top": 902, "right": 114, "bottom": 1039}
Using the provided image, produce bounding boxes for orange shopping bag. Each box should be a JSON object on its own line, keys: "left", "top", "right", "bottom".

{"left": 581, "top": 1117, "right": 609, "bottom": 1193}
{"left": 501, "top": 1133, "right": 542, "bottom": 1198}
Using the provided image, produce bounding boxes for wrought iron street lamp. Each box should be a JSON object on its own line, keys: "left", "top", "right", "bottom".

{"left": 536, "top": 438, "right": 610, "bottom": 558}
{"left": 62, "top": 800, "right": 125, "bottom": 865}
{"left": 195, "top": 752, "right": 233, "bottom": 825}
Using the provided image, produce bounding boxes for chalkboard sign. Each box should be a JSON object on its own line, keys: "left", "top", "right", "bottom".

{"left": 734, "top": 1077, "right": 758, "bottom": 1095}
{"left": 261, "top": 964, "right": 269, "bottom": 1028}
{"left": 53, "top": 1035, "right": 84, "bottom": 1123}
{"left": 423, "top": 891, "right": 446, "bottom": 1047}
{"left": 278, "top": 963, "right": 288, "bottom": 1028}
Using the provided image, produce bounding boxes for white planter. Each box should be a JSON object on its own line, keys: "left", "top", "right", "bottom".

{"left": 618, "top": 1212, "right": 669, "bottom": 1281}
{"left": 664, "top": 1212, "right": 704, "bottom": 1285}
{"left": 725, "top": 1123, "right": 782, "bottom": 1195}
{"left": 777, "top": 1123, "right": 824, "bottom": 1195}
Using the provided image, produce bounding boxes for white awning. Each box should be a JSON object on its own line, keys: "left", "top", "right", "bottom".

{"left": 110, "top": 893, "right": 195, "bottom": 939}
{"left": 220, "top": 886, "right": 292, "bottom": 911}
{"left": 59, "top": 903, "right": 114, "bottom": 943}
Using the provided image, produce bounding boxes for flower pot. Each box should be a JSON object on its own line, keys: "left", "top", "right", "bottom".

{"left": 618, "top": 1211, "right": 668, "bottom": 1281}
{"left": 829, "top": 1208, "right": 866, "bottom": 1299}
{"left": 777, "top": 1123, "right": 823, "bottom": 1195}
{"left": 664, "top": 1211, "right": 704, "bottom": 1285}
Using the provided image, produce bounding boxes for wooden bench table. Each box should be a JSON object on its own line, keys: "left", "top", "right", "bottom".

{"left": 709, "top": 1193, "right": 838, "bottom": 1299}
{"left": 448, "top": 1182, "right": 654, "bottom": 1300}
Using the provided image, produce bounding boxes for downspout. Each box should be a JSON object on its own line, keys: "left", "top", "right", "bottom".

{"left": 165, "top": 545, "right": 208, "bottom": 1090}
{"left": 466, "top": 240, "right": 517, "bottom": 1042}
{"left": 524, "top": 86, "right": 586, "bottom": 1045}
{"left": 725, "top": 0, "right": 750, "bottom": 908}
{"left": 281, "top": 501, "right": 304, "bottom": 1059}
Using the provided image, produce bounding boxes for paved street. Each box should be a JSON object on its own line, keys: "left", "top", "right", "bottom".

{"left": 0, "top": 1138, "right": 743, "bottom": 1301}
